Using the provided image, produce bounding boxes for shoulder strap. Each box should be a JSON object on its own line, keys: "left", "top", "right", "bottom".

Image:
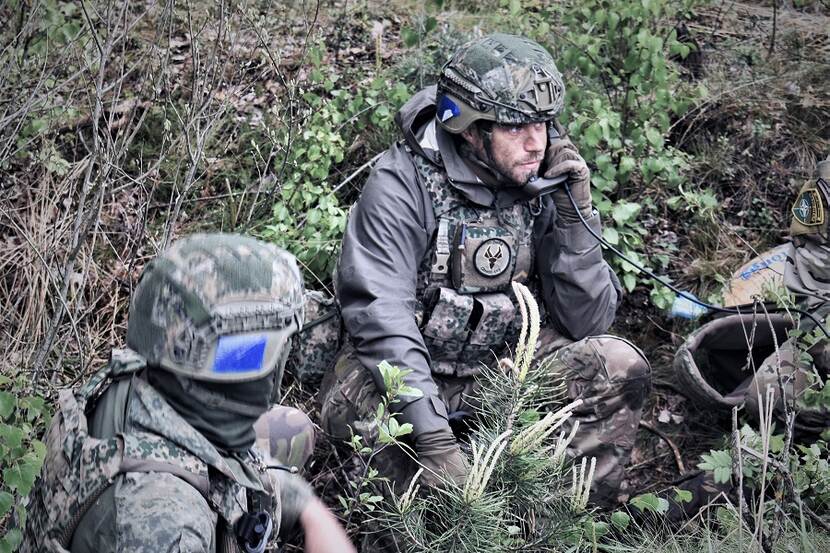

{"left": 76, "top": 348, "right": 146, "bottom": 408}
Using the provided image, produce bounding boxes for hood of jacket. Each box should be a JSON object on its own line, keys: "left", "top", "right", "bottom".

{"left": 394, "top": 85, "right": 533, "bottom": 208}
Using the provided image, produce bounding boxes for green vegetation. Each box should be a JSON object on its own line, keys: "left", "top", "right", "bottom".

{"left": 0, "top": 378, "right": 49, "bottom": 553}
{"left": 1, "top": 0, "right": 829, "bottom": 551}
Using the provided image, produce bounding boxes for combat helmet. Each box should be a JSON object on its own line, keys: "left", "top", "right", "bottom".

{"left": 436, "top": 33, "right": 565, "bottom": 134}
{"left": 126, "top": 233, "right": 305, "bottom": 382}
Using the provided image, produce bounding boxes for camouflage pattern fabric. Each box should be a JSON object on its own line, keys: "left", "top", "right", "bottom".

{"left": 126, "top": 233, "right": 305, "bottom": 383}
{"left": 288, "top": 289, "right": 342, "bottom": 386}
{"left": 319, "top": 330, "right": 650, "bottom": 506}
{"left": 411, "top": 153, "right": 536, "bottom": 377}
{"left": 534, "top": 330, "right": 651, "bottom": 506}
{"left": 254, "top": 405, "right": 316, "bottom": 470}
{"left": 437, "top": 33, "right": 565, "bottom": 132}
{"left": 744, "top": 336, "right": 830, "bottom": 434}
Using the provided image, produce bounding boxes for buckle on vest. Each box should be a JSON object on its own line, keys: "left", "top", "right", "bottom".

{"left": 432, "top": 218, "right": 451, "bottom": 274}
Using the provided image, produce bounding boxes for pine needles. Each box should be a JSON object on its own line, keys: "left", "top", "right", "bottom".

{"left": 371, "top": 283, "right": 598, "bottom": 552}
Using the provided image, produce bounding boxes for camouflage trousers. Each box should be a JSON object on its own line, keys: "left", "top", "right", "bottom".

{"left": 744, "top": 336, "right": 830, "bottom": 435}
{"left": 319, "top": 328, "right": 651, "bottom": 505}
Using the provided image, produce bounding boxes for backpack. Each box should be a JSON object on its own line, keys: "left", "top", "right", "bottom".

{"left": 20, "top": 350, "right": 148, "bottom": 552}
{"left": 19, "top": 350, "right": 276, "bottom": 553}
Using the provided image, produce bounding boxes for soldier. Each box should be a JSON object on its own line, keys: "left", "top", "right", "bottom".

{"left": 670, "top": 154, "right": 830, "bottom": 519}
{"left": 676, "top": 154, "right": 830, "bottom": 434}
{"left": 319, "top": 33, "right": 651, "bottom": 506}
{"left": 22, "top": 234, "right": 356, "bottom": 553}
{"left": 749, "top": 153, "right": 830, "bottom": 429}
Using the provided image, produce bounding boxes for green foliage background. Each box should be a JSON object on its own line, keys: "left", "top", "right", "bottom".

{"left": 1, "top": 0, "right": 829, "bottom": 551}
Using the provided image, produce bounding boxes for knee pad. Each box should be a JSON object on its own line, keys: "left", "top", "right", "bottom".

{"left": 254, "top": 405, "right": 315, "bottom": 470}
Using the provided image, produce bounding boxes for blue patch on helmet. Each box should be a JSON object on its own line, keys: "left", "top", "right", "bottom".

{"left": 438, "top": 95, "right": 461, "bottom": 123}
{"left": 212, "top": 334, "right": 267, "bottom": 374}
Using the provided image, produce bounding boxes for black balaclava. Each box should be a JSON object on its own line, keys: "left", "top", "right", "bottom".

{"left": 147, "top": 368, "right": 275, "bottom": 453}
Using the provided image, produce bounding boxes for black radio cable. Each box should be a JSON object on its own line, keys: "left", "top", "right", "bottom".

{"left": 562, "top": 183, "right": 830, "bottom": 340}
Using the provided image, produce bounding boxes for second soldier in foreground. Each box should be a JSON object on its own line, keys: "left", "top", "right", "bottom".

{"left": 22, "top": 234, "right": 356, "bottom": 553}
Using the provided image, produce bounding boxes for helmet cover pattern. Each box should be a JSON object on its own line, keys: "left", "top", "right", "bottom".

{"left": 437, "top": 33, "right": 565, "bottom": 133}
{"left": 126, "top": 233, "right": 305, "bottom": 382}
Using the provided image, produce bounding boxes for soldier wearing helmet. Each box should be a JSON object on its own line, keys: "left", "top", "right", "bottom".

{"left": 675, "top": 154, "right": 830, "bottom": 432}
{"left": 319, "top": 33, "right": 650, "bottom": 505}
{"left": 22, "top": 234, "right": 356, "bottom": 553}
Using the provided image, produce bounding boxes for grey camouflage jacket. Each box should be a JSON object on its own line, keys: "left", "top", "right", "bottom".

{"left": 335, "top": 86, "right": 621, "bottom": 437}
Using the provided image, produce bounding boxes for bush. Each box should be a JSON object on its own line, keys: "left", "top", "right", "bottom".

{"left": 0, "top": 377, "right": 49, "bottom": 553}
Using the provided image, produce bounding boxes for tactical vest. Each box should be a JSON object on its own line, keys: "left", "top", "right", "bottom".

{"left": 412, "top": 153, "right": 541, "bottom": 377}
{"left": 21, "top": 349, "right": 278, "bottom": 553}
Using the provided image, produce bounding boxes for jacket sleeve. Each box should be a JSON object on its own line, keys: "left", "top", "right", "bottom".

{"left": 336, "top": 147, "right": 450, "bottom": 437}
{"left": 533, "top": 198, "right": 621, "bottom": 340}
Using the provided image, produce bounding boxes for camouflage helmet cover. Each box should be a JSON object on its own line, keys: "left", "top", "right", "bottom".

{"left": 127, "top": 233, "right": 305, "bottom": 382}
{"left": 436, "top": 33, "right": 565, "bottom": 133}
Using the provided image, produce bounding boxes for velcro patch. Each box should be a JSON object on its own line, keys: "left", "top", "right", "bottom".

{"left": 438, "top": 95, "right": 460, "bottom": 122}
{"left": 212, "top": 334, "right": 267, "bottom": 374}
{"left": 792, "top": 187, "right": 825, "bottom": 227}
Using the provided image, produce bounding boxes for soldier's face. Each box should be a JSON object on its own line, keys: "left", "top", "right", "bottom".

{"left": 464, "top": 122, "right": 547, "bottom": 186}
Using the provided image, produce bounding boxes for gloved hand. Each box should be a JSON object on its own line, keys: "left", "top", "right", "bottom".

{"left": 415, "top": 427, "right": 469, "bottom": 488}
{"left": 543, "top": 124, "right": 593, "bottom": 224}
{"left": 271, "top": 470, "right": 314, "bottom": 538}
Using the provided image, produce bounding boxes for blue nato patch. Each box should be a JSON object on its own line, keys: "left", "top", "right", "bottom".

{"left": 438, "top": 95, "right": 461, "bottom": 122}
{"left": 212, "top": 334, "right": 267, "bottom": 374}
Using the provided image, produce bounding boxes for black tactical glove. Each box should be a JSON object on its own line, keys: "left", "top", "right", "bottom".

{"left": 543, "top": 124, "right": 592, "bottom": 224}
{"left": 415, "top": 427, "right": 469, "bottom": 488}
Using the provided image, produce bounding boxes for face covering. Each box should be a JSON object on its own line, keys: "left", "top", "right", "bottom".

{"left": 147, "top": 368, "right": 276, "bottom": 453}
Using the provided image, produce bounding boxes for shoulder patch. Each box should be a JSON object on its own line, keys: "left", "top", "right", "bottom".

{"left": 792, "top": 187, "right": 825, "bottom": 227}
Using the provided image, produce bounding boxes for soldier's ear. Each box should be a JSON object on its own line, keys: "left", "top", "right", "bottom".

{"left": 461, "top": 127, "right": 480, "bottom": 148}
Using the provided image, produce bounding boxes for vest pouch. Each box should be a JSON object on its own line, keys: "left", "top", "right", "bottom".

{"left": 456, "top": 293, "right": 516, "bottom": 376}
{"left": 421, "top": 287, "right": 473, "bottom": 374}
{"left": 451, "top": 222, "right": 517, "bottom": 294}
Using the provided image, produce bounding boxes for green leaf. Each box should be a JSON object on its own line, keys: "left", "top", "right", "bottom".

{"left": 610, "top": 510, "right": 630, "bottom": 529}
{"left": 602, "top": 227, "right": 620, "bottom": 245}
{"left": 401, "top": 28, "right": 418, "bottom": 47}
{"left": 618, "top": 156, "right": 636, "bottom": 175}
{"left": 630, "top": 492, "right": 669, "bottom": 514}
{"left": 611, "top": 201, "right": 641, "bottom": 226}
{"left": 0, "top": 424, "right": 24, "bottom": 450}
{"left": 0, "top": 392, "right": 14, "bottom": 420}
{"left": 645, "top": 127, "right": 663, "bottom": 149}
{"left": 4, "top": 455, "right": 43, "bottom": 496}
{"left": 769, "top": 434, "right": 785, "bottom": 454}
{"left": 424, "top": 16, "right": 437, "bottom": 34}
{"left": 0, "top": 491, "right": 13, "bottom": 518}
{"left": 673, "top": 488, "right": 693, "bottom": 504}
{"left": 0, "top": 529, "right": 23, "bottom": 553}
{"left": 622, "top": 273, "right": 637, "bottom": 292}
{"left": 509, "top": 0, "right": 522, "bottom": 16}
